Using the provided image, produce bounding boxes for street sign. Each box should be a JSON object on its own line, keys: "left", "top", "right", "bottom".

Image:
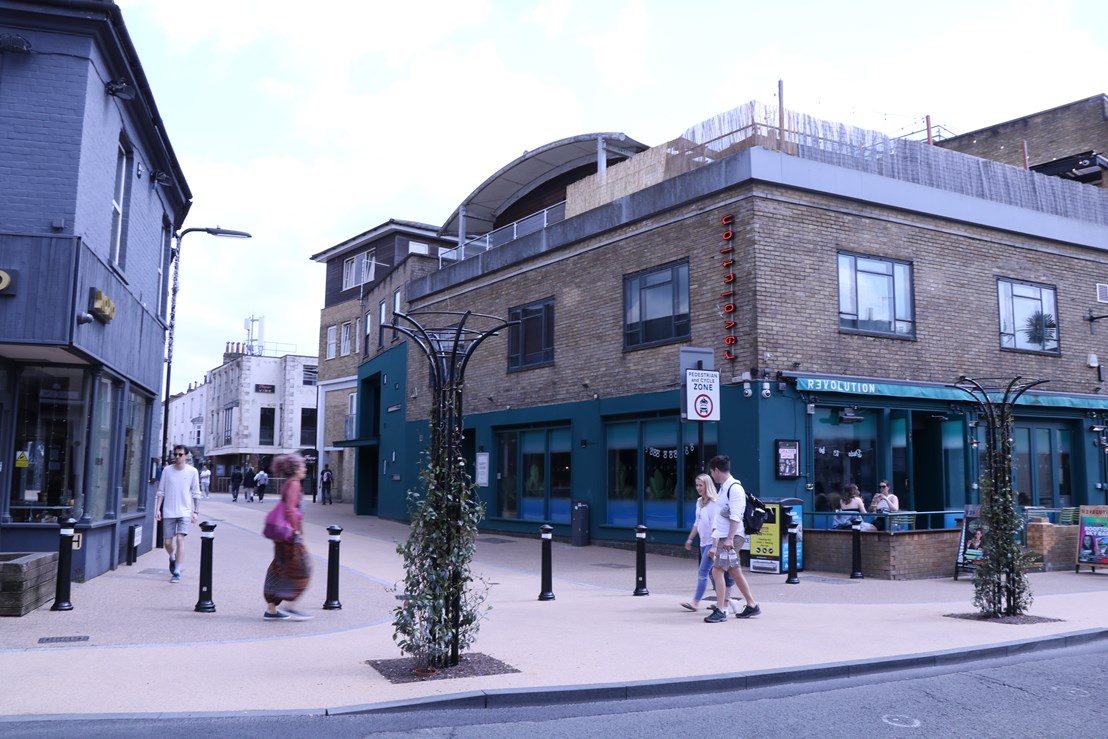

{"left": 685, "top": 369, "right": 720, "bottom": 421}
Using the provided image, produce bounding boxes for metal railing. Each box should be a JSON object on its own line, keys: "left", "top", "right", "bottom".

{"left": 806, "top": 509, "right": 964, "bottom": 532}
{"left": 439, "top": 201, "right": 567, "bottom": 267}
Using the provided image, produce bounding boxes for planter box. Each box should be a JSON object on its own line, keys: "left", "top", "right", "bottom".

{"left": 0, "top": 552, "right": 59, "bottom": 616}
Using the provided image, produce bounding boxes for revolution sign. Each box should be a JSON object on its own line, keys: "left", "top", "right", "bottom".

{"left": 685, "top": 369, "right": 720, "bottom": 422}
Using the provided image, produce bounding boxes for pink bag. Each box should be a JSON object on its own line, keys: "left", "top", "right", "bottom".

{"left": 263, "top": 501, "right": 294, "bottom": 542}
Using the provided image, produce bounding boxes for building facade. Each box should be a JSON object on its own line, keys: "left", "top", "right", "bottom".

{"left": 203, "top": 347, "right": 318, "bottom": 490}
{"left": 0, "top": 0, "right": 190, "bottom": 577}
{"left": 166, "top": 381, "right": 206, "bottom": 460}
{"left": 349, "top": 102, "right": 1108, "bottom": 546}
{"left": 309, "top": 220, "right": 451, "bottom": 510}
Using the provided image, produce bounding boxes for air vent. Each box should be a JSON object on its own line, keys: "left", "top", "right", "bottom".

{"left": 1097, "top": 283, "right": 1108, "bottom": 303}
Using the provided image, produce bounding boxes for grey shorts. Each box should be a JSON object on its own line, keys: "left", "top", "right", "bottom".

{"left": 163, "top": 518, "right": 190, "bottom": 539}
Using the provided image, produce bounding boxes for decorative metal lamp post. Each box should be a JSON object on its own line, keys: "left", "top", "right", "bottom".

{"left": 161, "top": 226, "right": 251, "bottom": 465}
{"left": 388, "top": 310, "right": 514, "bottom": 668}
{"left": 954, "top": 375, "right": 1046, "bottom": 617}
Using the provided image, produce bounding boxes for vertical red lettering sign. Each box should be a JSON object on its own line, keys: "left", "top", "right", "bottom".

{"left": 721, "top": 215, "right": 736, "bottom": 361}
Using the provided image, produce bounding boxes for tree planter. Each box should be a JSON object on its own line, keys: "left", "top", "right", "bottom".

{"left": 0, "top": 552, "right": 59, "bottom": 616}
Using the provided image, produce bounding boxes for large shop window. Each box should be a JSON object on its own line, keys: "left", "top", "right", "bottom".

{"left": 606, "top": 419, "right": 716, "bottom": 529}
{"left": 998, "top": 279, "right": 1059, "bottom": 353}
{"left": 1012, "top": 425, "right": 1073, "bottom": 507}
{"left": 85, "top": 377, "right": 120, "bottom": 521}
{"left": 812, "top": 407, "right": 878, "bottom": 511}
{"left": 10, "top": 367, "right": 88, "bottom": 523}
{"left": 121, "top": 390, "right": 149, "bottom": 516}
{"left": 838, "top": 253, "right": 914, "bottom": 337}
{"left": 624, "top": 261, "right": 690, "bottom": 349}
{"left": 496, "top": 427, "right": 571, "bottom": 523}
{"left": 508, "top": 297, "right": 555, "bottom": 370}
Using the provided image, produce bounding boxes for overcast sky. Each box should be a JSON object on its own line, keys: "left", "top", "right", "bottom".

{"left": 113, "top": 0, "right": 1108, "bottom": 394}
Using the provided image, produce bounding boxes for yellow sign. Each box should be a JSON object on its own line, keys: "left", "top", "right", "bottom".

{"left": 15, "top": 451, "right": 29, "bottom": 468}
{"left": 749, "top": 503, "right": 782, "bottom": 573}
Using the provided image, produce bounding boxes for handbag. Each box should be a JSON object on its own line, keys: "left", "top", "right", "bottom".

{"left": 263, "top": 501, "right": 295, "bottom": 542}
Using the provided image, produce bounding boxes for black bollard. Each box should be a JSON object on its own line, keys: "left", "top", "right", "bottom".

{"left": 194, "top": 521, "right": 217, "bottom": 613}
{"left": 538, "top": 524, "right": 555, "bottom": 601}
{"left": 50, "top": 518, "right": 77, "bottom": 611}
{"left": 323, "top": 524, "right": 343, "bottom": 610}
{"left": 633, "top": 524, "right": 649, "bottom": 596}
{"left": 785, "top": 518, "right": 800, "bottom": 585}
{"left": 850, "top": 516, "right": 864, "bottom": 579}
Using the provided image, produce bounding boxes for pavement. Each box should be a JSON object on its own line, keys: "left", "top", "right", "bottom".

{"left": 1, "top": 494, "right": 1107, "bottom": 721}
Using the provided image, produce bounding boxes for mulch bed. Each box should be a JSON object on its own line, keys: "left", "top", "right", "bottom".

{"left": 368, "top": 652, "right": 520, "bottom": 684}
{"left": 943, "top": 612, "right": 1063, "bottom": 625}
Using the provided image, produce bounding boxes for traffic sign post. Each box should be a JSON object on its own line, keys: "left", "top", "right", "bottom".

{"left": 685, "top": 369, "right": 720, "bottom": 421}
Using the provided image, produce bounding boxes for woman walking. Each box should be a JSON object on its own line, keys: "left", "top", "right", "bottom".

{"left": 680, "top": 473, "right": 736, "bottom": 614}
{"left": 263, "top": 454, "right": 313, "bottom": 621}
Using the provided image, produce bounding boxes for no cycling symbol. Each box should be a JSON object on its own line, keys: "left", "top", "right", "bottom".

{"left": 694, "top": 393, "right": 714, "bottom": 419}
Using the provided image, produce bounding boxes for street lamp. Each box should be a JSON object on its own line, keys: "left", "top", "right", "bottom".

{"left": 161, "top": 226, "right": 252, "bottom": 466}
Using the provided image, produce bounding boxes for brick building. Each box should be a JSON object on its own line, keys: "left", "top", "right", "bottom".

{"left": 343, "top": 101, "right": 1108, "bottom": 549}
{"left": 309, "top": 221, "right": 452, "bottom": 510}
{"left": 0, "top": 1, "right": 190, "bottom": 577}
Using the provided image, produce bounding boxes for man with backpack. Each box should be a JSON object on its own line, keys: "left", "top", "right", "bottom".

{"left": 319, "top": 464, "right": 333, "bottom": 505}
{"left": 242, "top": 464, "right": 256, "bottom": 502}
{"left": 704, "top": 454, "right": 761, "bottom": 623}
{"left": 254, "top": 466, "right": 269, "bottom": 501}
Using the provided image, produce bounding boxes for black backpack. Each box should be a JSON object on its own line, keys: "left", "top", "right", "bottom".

{"left": 743, "top": 491, "right": 769, "bottom": 535}
{"left": 721, "top": 481, "right": 769, "bottom": 535}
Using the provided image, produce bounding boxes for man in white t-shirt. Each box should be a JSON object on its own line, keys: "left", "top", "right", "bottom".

{"left": 155, "top": 445, "right": 201, "bottom": 583}
{"left": 705, "top": 454, "right": 761, "bottom": 623}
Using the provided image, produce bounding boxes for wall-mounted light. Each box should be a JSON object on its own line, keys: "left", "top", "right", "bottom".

{"left": 0, "top": 33, "right": 33, "bottom": 54}
{"left": 151, "top": 170, "right": 174, "bottom": 188}
{"left": 105, "top": 78, "right": 136, "bottom": 100}
{"left": 1091, "top": 425, "right": 1106, "bottom": 433}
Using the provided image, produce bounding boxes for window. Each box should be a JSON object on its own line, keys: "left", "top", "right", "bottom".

{"left": 259, "top": 407, "right": 275, "bottom": 446}
{"left": 110, "top": 142, "right": 132, "bottom": 266}
{"left": 223, "top": 408, "right": 232, "bottom": 444}
{"left": 354, "top": 318, "right": 361, "bottom": 354}
{"left": 364, "top": 311, "right": 372, "bottom": 356}
{"left": 158, "top": 222, "right": 171, "bottom": 318}
{"left": 624, "top": 261, "right": 690, "bottom": 349}
{"left": 121, "top": 390, "right": 148, "bottom": 515}
{"left": 302, "top": 366, "right": 318, "bottom": 386}
{"left": 342, "top": 250, "right": 375, "bottom": 290}
{"left": 300, "top": 408, "right": 316, "bottom": 447}
{"left": 508, "top": 297, "right": 554, "bottom": 369}
{"left": 838, "top": 253, "right": 914, "bottom": 336}
{"left": 408, "top": 240, "right": 429, "bottom": 255}
{"left": 378, "top": 300, "right": 386, "bottom": 347}
{"left": 998, "top": 279, "right": 1059, "bottom": 353}
{"left": 326, "top": 325, "right": 337, "bottom": 359}
{"left": 340, "top": 322, "right": 352, "bottom": 356}
{"left": 496, "top": 427, "right": 571, "bottom": 523}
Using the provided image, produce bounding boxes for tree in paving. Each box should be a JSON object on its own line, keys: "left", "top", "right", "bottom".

{"left": 956, "top": 376, "right": 1044, "bottom": 617}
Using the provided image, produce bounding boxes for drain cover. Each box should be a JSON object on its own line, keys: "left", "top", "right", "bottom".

{"left": 38, "top": 635, "right": 90, "bottom": 644}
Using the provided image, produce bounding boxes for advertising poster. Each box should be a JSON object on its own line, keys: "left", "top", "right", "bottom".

{"left": 956, "top": 505, "right": 986, "bottom": 572}
{"left": 1077, "top": 505, "right": 1108, "bottom": 569}
{"left": 749, "top": 503, "right": 781, "bottom": 573}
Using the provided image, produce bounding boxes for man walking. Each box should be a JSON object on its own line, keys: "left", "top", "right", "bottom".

{"left": 704, "top": 455, "right": 761, "bottom": 623}
{"left": 155, "top": 444, "right": 201, "bottom": 583}
{"left": 254, "top": 466, "right": 269, "bottom": 501}
{"left": 320, "top": 464, "right": 333, "bottom": 505}
{"left": 242, "top": 464, "right": 256, "bottom": 502}
{"left": 199, "top": 465, "right": 211, "bottom": 498}
{"left": 230, "top": 466, "right": 243, "bottom": 502}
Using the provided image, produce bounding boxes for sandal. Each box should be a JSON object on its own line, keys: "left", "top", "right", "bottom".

{"left": 680, "top": 602, "right": 697, "bottom": 612}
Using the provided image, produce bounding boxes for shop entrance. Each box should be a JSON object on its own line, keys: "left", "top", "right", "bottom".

{"left": 1012, "top": 423, "right": 1075, "bottom": 507}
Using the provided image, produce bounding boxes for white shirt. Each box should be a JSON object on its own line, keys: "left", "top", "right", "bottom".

{"left": 713, "top": 476, "right": 747, "bottom": 540}
{"left": 695, "top": 497, "right": 722, "bottom": 543}
{"left": 157, "top": 464, "right": 201, "bottom": 519}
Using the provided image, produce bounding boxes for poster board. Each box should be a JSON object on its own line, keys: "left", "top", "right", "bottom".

{"left": 954, "top": 505, "right": 986, "bottom": 578}
{"left": 749, "top": 503, "right": 782, "bottom": 573}
{"left": 1076, "top": 505, "right": 1108, "bottom": 572}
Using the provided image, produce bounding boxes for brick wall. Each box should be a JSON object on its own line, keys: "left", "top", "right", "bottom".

{"left": 1026, "top": 522, "right": 1079, "bottom": 571}
{"left": 938, "top": 95, "right": 1108, "bottom": 175}
{"left": 803, "top": 530, "right": 962, "bottom": 579}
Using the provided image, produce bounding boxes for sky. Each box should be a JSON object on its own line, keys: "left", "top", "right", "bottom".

{"left": 112, "top": 0, "right": 1108, "bottom": 394}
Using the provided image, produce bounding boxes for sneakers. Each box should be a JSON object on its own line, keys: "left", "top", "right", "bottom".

{"left": 263, "top": 611, "right": 291, "bottom": 621}
{"left": 703, "top": 606, "right": 728, "bottom": 623}
{"left": 168, "top": 555, "right": 176, "bottom": 573}
{"left": 736, "top": 604, "right": 762, "bottom": 619}
{"left": 281, "top": 608, "right": 313, "bottom": 621}
{"left": 170, "top": 573, "right": 181, "bottom": 583}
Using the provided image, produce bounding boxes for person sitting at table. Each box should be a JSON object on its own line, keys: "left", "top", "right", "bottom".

{"left": 869, "top": 479, "right": 900, "bottom": 531}
{"left": 832, "top": 483, "right": 873, "bottom": 530}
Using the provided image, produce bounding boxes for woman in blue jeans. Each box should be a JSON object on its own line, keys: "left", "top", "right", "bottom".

{"left": 680, "top": 473, "right": 736, "bottom": 613}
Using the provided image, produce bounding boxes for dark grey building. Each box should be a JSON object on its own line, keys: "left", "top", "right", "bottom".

{"left": 0, "top": 1, "right": 190, "bottom": 579}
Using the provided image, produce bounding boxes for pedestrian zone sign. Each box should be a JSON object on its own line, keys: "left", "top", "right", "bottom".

{"left": 686, "top": 369, "right": 720, "bottom": 422}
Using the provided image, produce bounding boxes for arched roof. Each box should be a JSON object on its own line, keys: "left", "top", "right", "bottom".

{"left": 439, "top": 132, "right": 648, "bottom": 237}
